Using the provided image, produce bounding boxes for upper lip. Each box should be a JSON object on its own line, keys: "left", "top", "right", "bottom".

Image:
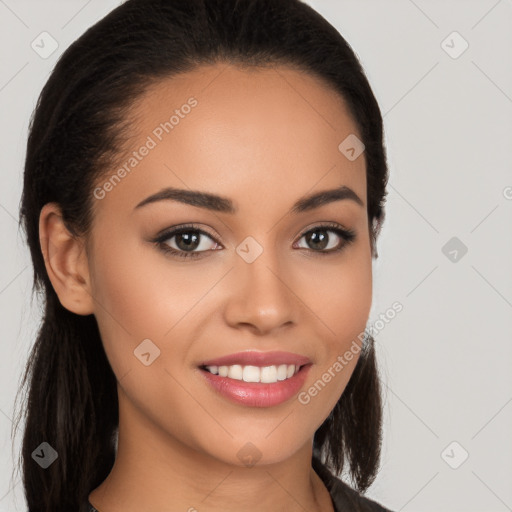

{"left": 199, "top": 351, "right": 311, "bottom": 368}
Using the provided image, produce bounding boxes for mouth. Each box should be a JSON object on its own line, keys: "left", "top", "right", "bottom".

{"left": 199, "top": 363, "right": 309, "bottom": 384}
{"left": 196, "top": 350, "right": 312, "bottom": 407}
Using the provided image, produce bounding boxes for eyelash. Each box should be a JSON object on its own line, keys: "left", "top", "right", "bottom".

{"left": 152, "top": 222, "right": 356, "bottom": 260}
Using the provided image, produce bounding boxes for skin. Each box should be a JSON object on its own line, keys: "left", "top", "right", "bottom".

{"left": 39, "top": 63, "right": 373, "bottom": 512}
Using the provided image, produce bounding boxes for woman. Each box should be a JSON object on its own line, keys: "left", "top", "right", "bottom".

{"left": 15, "top": 0, "right": 391, "bottom": 511}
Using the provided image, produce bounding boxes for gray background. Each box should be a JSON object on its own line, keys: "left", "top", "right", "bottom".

{"left": 1, "top": 1, "right": 511, "bottom": 511}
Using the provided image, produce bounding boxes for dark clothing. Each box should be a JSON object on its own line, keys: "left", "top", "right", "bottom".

{"left": 311, "top": 456, "right": 393, "bottom": 511}
{"left": 84, "top": 456, "right": 393, "bottom": 512}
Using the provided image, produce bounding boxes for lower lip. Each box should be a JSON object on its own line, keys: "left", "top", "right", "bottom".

{"left": 199, "top": 364, "right": 312, "bottom": 408}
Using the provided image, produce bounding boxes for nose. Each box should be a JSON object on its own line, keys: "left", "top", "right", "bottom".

{"left": 223, "top": 245, "right": 299, "bottom": 336}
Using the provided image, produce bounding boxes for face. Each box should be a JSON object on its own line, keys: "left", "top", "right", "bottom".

{"left": 85, "top": 63, "right": 372, "bottom": 467}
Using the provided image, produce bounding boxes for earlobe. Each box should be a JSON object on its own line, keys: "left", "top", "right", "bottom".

{"left": 39, "top": 203, "right": 95, "bottom": 316}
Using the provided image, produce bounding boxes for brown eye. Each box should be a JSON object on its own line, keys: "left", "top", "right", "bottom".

{"left": 295, "top": 223, "right": 356, "bottom": 254}
{"left": 153, "top": 224, "right": 221, "bottom": 259}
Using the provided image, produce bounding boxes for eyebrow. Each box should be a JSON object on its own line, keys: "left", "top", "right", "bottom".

{"left": 134, "top": 185, "right": 364, "bottom": 214}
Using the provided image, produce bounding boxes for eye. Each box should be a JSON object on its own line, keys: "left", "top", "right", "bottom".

{"left": 152, "top": 222, "right": 356, "bottom": 260}
{"left": 294, "top": 222, "right": 356, "bottom": 255}
{"left": 153, "top": 223, "right": 221, "bottom": 259}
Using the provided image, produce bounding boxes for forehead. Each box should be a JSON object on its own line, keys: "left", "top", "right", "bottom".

{"left": 94, "top": 63, "right": 366, "bottom": 218}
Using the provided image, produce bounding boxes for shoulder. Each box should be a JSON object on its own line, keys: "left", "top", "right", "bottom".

{"left": 312, "top": 456, "right": 394, "bottom": 512}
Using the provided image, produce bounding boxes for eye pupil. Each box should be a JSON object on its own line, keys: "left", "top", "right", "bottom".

{"left": 176, "top": 232, "right": 200, "bottom": 251}
{"left": 306, "top": 230, "right": 329, "bottom": 250}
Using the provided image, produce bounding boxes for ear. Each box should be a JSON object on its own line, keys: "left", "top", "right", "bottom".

{"left": 39, "top": 202, "right": 95, "bottom": 315}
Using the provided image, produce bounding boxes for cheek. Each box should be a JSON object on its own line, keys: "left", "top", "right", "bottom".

{"left": 88, "top": 238, "right": 198, "bottom": 375}
{"left": 301, "top": 245, "right": 373, "bottom": 346}
{"left": 298, "top": 245, "right": 372, "bottom": 411}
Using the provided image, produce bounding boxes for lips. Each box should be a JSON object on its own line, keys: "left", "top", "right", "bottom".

{"left": 199, "top": 362, "right": 312, "bottom": 407}
{"left": 199, "top": 350, "right": 311, "bottom": 368}
{"left": 197, "top": 350, "right": 313, "bottom": 407}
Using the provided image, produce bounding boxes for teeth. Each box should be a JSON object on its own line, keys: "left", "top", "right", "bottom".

{"left": 204, "top": 364, "right": 300, "bottom": 383}
{"left": 228, "top": 364, "right": 243, "bottom": 380}
{"left": 243, "top": 365, "right": 260, "bottom": 382}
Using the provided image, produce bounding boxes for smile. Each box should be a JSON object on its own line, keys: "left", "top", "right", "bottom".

{"left": 198, "top": 363, "right": 312, "bottom": 408}
{"left": 202, "top": 363, "right": 302, "bottom": 383}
